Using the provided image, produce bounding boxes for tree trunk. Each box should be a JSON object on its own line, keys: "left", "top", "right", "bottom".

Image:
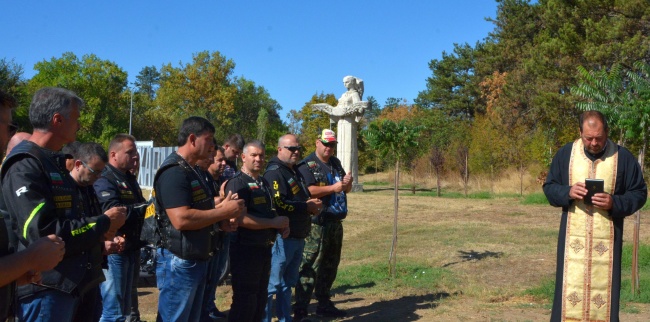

{"left": 632, "top": 142, "right": 645, "bottom": 295}
{"left": 519, "top": 161, "right": 524, "bottom": 197}
{"left": 436, "top": 168, "right": 441, "bottom": 197}
{"left": 464, "top": 153, "right": 468, "bottom": 197}
{"left": 389, "top": 159, "right": 400, "bottom": 278}
{"left": 490, "top": 164, "right": 494, "bottom": 194}
{"left": 412, "top": 168, "right": 416, "bottom": 194}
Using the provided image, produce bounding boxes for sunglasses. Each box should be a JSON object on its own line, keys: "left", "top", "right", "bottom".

{"left": 283, "top": 146, "right": 304, "bottom": 153}
{"left": 320, "top": 141, "right": 336, "bottom": 148}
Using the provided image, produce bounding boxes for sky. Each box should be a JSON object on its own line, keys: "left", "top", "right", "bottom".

{"left": 2, "top": 1, "right": 499, "bottom": 121}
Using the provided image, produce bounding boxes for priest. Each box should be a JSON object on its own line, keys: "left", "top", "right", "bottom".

{"left": 543, "top": 110, "right": 647, "bottom": 321}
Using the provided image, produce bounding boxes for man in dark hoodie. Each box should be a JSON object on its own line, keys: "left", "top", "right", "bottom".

{"left": 262, "top": 134, "right": 322, "bottom": 322}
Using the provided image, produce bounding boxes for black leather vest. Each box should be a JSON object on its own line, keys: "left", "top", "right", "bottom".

{"left": 229, "top": 172, "right": 277, "bottom": 247}
{"left": 299, "top": 153, "right": 348, "bottom": 221}
{"left": 265, "top": 160, "right": 312, "bottom": 239}
{"left": 0, "top": 205, "right": 14, "bottom": 320}
{"left": 100, "top": 164, "right": 146, "bottom": 251}
{"left": 154, "top": 152, "right": 215, "bottom": 260}
{"left": 0, "top": 141, "right": 89, "bottom": 297}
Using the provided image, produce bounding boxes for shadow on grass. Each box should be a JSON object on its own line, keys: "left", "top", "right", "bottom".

{"left": 442, "top": 250, "right": 504, "bottom": 267}
{"left": 305, "top": 292, "right": 455, "bottom": 321}
{"left": 331, "top": 282, "right": 377, "bottom": 295}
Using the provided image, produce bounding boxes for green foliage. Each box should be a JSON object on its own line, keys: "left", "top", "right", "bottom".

{"left": 135, "top": 66, "right": 160, "bottom": 100}
{"left": 0, "top": 58, "right": 29, "bottom": 130}
{"left": 415, "top": 43, "right": 483, "bottom": 118}
{"left": 231, "top": 77, "right": 286, "bottom": 149}
{"left": 28, "top": 52, "right": 129, "bottom": 146}
{"left": 364, "top": 119, "right": 423, "bottom": 164}
{"left": 521, "top": 193, "right": 549, "bottom": 205}
{"left": 155, "top": 51, "right": 237, "bottom": 144}
{"left": 287, "top": 93, "right": 336, "bottom": 156}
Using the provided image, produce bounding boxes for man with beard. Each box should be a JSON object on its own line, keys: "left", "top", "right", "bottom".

{"left": 544, "top": 110, "right": 647, "bottom": 321}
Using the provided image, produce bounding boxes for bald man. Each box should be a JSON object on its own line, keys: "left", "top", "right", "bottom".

{"left": 5, "top": 132, "right": 31, "bottom": 156}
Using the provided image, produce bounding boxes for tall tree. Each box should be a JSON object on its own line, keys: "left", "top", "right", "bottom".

{"left": 231, "top": 77, "right": 286, "bottom": 148}
{"left": 135, "top": 65, "right": 160, "bottom": 100}
{"left": 156, "top": 51, "right": 237, "bottom": 142}
{"left": 0, "top": 58, "right": 29, "bottom": 129}
{"left": 287, "top": 93, "right": 336, "bottom": 156}
{"left": 416, "top": 43, "right": 483, "bottom": 118}
{"left": 28, "top": 52, "right": 129, "bottom": 146}
{"left": 365, "top": 120, "right": 422, "bottom": 278}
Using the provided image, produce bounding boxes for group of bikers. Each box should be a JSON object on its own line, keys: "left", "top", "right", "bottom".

{"left": 0, "top": 87, "right": 353, "bottom": 322}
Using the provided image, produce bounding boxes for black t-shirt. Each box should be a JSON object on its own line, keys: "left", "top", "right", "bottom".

{"left": 156, "top": 166, "right": 195, "bottom": 210}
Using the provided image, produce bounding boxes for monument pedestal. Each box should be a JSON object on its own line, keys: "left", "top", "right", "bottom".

{"left": 351, "top": 183, "right": 364, "bottom": 192}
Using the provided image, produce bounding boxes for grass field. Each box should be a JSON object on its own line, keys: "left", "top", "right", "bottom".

{"left": 135, "top": 172, "right": 650, "bottom": 321}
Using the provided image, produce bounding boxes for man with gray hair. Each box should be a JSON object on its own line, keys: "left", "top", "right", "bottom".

{"left": 0, "top": 87, "right": 126, "bottom": 322}
{"left": 0, "top": 89, "right": 66, "bottom": 321}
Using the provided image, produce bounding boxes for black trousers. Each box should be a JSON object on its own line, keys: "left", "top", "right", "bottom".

{"left": 228, "top": 242, "right": 272, "bottom": 322}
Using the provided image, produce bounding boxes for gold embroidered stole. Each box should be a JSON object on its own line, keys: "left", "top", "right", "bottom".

{"left": 562, "top": 139, "right": 617, "bottom": 322}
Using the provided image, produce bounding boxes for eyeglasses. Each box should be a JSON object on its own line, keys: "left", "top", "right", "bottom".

{"left": 81, "top": 161, "right": 103, "bottom": 176}
{"left": 320, "top": 141, "right": 337, "bottom": 148}
{"left": 283, "top": 146, "right": 303, "bottom": 153}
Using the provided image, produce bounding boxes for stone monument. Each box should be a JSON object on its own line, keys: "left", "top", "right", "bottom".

{"left": 313, "top": 75, "right": 368, "bottom": 192}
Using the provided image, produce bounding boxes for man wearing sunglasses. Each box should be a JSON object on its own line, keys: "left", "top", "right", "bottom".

{"left": 263, "top": 134, "right": 322, "bottom": 322}
{"left": 294, "top": 129, "right": 352, "bottom": 320}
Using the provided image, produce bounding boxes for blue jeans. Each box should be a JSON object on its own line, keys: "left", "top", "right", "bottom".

{"left": 17, "top": 289, "right": 78, "bottom": 322}
{"left": 264, "top": 236, "right": 305, "bottom": 322}
{"left": 201, "top": 233, "right": 231, "bottom": 321}
{"left": 156, "top": 248, "right": 209, "bottom": 322}
{"left": 100, "top": 250, "right": 138, "bottom": 322}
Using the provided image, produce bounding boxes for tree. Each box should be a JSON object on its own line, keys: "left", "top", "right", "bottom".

{"left": 415, "top": 43, "right": 483, "bottom": 118}
{"left": 0, "top": 58, "right": 29, "bottom": 130}
{"left": 256, "top": 107, "right": 269, "bottom": 142}
{"left": 135, "top": 66, "right": 160, "bottom": 100}
{"left": 231, "top": 77, "right": 286, "bottom": 148}
{"left": 364, "top": 120, "right": 422, "bottom": 278}
{"left": 571, "top": 61, "right": 650, "bottom": 295}
{"left": 287, "top": 93, "right": 336, "bottom": 156}
{"left": 28, "top": 52, "right": 129, "bottom": 146}
{"left": 155, "top": 51, "right": 237, "bottom": 142}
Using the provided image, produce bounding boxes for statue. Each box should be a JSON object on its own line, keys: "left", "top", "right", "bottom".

{"left": 313, "top": 75, "right": 368, "bottom": 192}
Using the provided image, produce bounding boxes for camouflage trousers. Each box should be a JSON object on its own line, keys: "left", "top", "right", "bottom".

{"left": 293, "top": 220, "right": 343, "bottom": 311}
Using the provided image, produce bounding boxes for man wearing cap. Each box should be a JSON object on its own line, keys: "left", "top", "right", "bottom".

{"left": 293, "top": 129, "right": 352, "bottom": 320}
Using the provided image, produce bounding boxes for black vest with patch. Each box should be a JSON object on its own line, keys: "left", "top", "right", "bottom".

{"left": 154, "top": 152, "right": 215, "bottom": 260}
{"left": 228, "top": 172, "right": 277, "bottom": 247}
{"left": 0, "top": 141, "right": 90, "bottom": 297}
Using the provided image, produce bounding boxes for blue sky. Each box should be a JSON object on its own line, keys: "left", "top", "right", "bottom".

{"left": 3, "top": 1, "right": 498, "bottom": 121}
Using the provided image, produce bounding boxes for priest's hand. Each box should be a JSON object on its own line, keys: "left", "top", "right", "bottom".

{"left": 591, "top": 192, "right": 613, "bottom": 210}
{"left": 569, "top": 182, "right": 587, "bottom": 200}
